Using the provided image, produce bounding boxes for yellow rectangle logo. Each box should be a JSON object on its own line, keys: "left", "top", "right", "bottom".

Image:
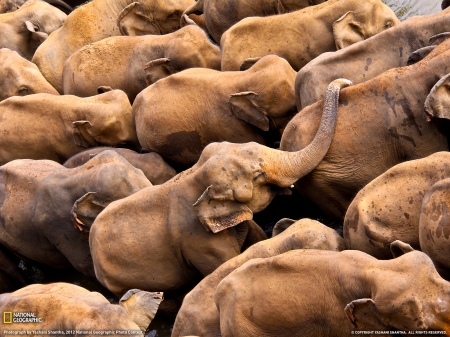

{"left": 3, "top": 312, "right": 12, "bottom": 324}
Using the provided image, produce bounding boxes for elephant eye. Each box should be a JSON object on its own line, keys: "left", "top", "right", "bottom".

{"left": 17, "top": 86, "right": 29, "bottom": 95}
{"left": 385, "top": 21, "right": 393, "bottom": 29}
{"left": 253, "top": 171, "right": 266, "bottom": 184}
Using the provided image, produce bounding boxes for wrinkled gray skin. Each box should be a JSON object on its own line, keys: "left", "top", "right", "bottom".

{"left": 62, "top": 25, "right": 221, "bottom": 102}
{"left": 182, "top": 0, "right": 327, "bottom": 44}
{"left": 64, "top": 147, "right": 176, "bottom": 185}
{"left": 0, "top": 89, "right": 138, "bottom": 166}
{"left": 172, "top": 218, "right": 345, "bottom": 337}
{"left": 215, "top": 249, "right": 450, "bottom": 336}
{"left": 0, "top": 48, "right": 58, "bottom": 101}
{"left": 344, "top": 152, "right": 450, "bottom": 260}
{"left": 281, "top": 39, "right": 450, "bottom": 219}
{"left": 133, "top": 55, "right": 297, "bottom": 167}
{"left": 297, "top": 8, "right": 450, "bottom": 109}
{"left": 0, "top": 0, "right": 66, "bottom": 60}
{"left": 90, "top": 80, "right": 350, "bottom": 310}
{"left": 32, "top": 0, "right": 194, "bottom": 93}
{"left": 0, "top": 151, "right": 151, "bottom": 280}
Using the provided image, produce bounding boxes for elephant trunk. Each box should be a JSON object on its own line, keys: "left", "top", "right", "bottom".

{"left": 265, "top": 78, "right": 352, "bottom": 187}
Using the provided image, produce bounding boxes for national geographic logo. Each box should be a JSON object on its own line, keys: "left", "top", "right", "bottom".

{"left": 3, "top": 312, "right": 42, "bottom": 323}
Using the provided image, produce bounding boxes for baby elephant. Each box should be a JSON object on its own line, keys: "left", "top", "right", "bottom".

{"left": 134, "top": 55, "right": 297, "bottom": 167}
{"left": 0, "top": 151, "right": 151, "bottom": 279}
{"left": 172, "top": 218, "right": 345, "bottom": 337}
{"left": 0, "top": 283, "right": 163, "bottom": 334}
{"left": 63, "top": 25, "right": 221, "bottom": 102}
{"left": 0, "top": 48, "right": 58, "bottom": 101}
{"left": 344, "top": 152, "right": 450, "bottom": 259}
{"left": 215, "top": 248, "right": 450, "bottom": 336}
{"left": 64, "top": 147, "right": 176, "bottom": 185}
{"left": 0, "top": 89, "right": 138, "bottom": 165}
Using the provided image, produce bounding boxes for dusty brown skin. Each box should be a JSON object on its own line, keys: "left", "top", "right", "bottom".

{"left": 0, "top": 48, "right": 58, "bottom": 101}
{"left": 297, "top": 8, "right": 450, "bottom": 109}
{"left": 419, "top": 178, "right": 450, "bottom": 277}
{"left": 0, "top": 283, "right": 162, "bottom": 335}
{"left": 32, "top": 0, "right": 194, "bottom": 93}
{"left": 0, "top": 0, "right": 28, "bottom": 13}
{"left": 90, "top": 79, "right": 350, "bottom": 300}
{"left": 133, "top": 55, "right": 297, "bottom": 167}
{"left": 343, "top": 152, "right": 450, "bottom": 260}
{"left": 220, "top": 0, "right": 399, "bottom": 71}
{"left": 62, "top": 25, "right": 220, "bottom": 102}
{"left": 172, "top": 218, "right": 345, "bottom": 337}
{"left": 0, "top": 0, "right": 66, "bottom": 60}
{"left": 182, "top": 0, "right": 327, "bottom": 44}
{"left": 215, "top": 249, "right": 450, "bottom": 336}
{"left": 0, "top": 90, "right": 138, "bottom": 165}
{"left": 280, "top": 39, "right": 450, "bottom": 219}
{"left": 64, "top": 147, "right": 176, "bottom": 185}
{"left": 0, "top": 151, "right": 151, "bottom": 279}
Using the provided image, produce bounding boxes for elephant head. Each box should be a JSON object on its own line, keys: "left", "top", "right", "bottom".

{"left": 424, "top": 73, "right": 450, "bottom": 121}
{"left": 345, "top": 249, "right": 450, "bottom": 333}
{"left": 193, "top": 78, "right": 352, "bottom": 233}
{"left": 0, "top": 48, "right": 59, "bottom": 101}
{"left": 332, "top": 0, "right": 399, "bottom": 50}
{"left": 72, "top": 90, "right": 139, "bottom": 149}
{"left": 117, "top": 0, "right": 194, "bottom": 36}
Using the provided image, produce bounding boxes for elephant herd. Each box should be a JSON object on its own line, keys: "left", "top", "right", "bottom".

{"left": 2, "top": 0, "right": 450, "bottom": 336}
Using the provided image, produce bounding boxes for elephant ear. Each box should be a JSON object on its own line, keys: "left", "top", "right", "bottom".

{"left": 193, "top": 185, "right": 253, "bottom": 233}
{"left": 229, "top": 92, "right": 270, "bottom": 131}
{"left": 344, "top": 298, "right": 388, "bottom": 330}
{"left": 117, "top": 2, "right": 158, "bottom": 36}
{"left": 424, "top": 73, "right": 450, "bottom": 121}
{"left": 25, "top": 21, "right": 49, "bottom": 43}
{"left": 144, "top": 58, "right": 171, "bottom": 86}
{"left": 71, "top": 192, "right": 110, "bottom": 232}
{"left": 332, "top": 11, "right": 365, "bottom": 50}
{"left": 72, "top": 120, "right": 98, "bottom": 148}
{"left": 239, "top": 57, "right": 262, "bottom": 71}
{"left": 390, "top": 240, "right": 415, "bottom": 258}
{"left": 120, "top": 290, "right": 163, "bottom": 332}
{"left": 272, "top": 218, "right": 296, "bottom": 236}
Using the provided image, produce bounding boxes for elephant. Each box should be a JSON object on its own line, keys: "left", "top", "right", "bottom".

{"left": 214, "top": 248, "right": 450, "bottom": 336}
{"left": 0, "top": 48, "right": 58, "bottom": 101}
{"left": 89, "top": 79, "right": 350, "bottom": 309}
{"left": 280, "top": 38, "right": 450, "bottom": 219}
{"left": 133, "top": 55, "right": 298, "bottom": 167}
{"left": 220, "top": 0, "right": 399, "bottom": 71}
{"left": 181, "top": 0, "right": 327, "bottom": 44}
{"left": 419, "top": 178, "right": 450, "bottom": 278}
{"left": 64, "top": 147, "right": 176, "bottom": 185}
{"left": 343, "top": 152, "right": 450, "bottom": 260}
{"left": 172, "top": 218, "right": 345, "bottom": 337}
{"left": 0, "top": 283, "right": 163, "bottom": 334}
{"left": 0, "top": 151, "right": 151, "bottom": 279}
{"left": 32, "top": 0, "right": 194, "bottom": 93}
{"left": 62, "top": 25, "right": 221, "bottom": 102}
{"left": 297, "top": 8, "right": 450, "bottom": 109}
{"left": 0, "top": 89, "right": 138, "bottom": 165}
{"left": 0, "top": 0, "right": 66, "bottom": 60}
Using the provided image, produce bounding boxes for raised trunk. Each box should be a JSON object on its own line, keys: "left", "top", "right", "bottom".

{"left": 266, "top": 78, "right": 352, "bottom": 187}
